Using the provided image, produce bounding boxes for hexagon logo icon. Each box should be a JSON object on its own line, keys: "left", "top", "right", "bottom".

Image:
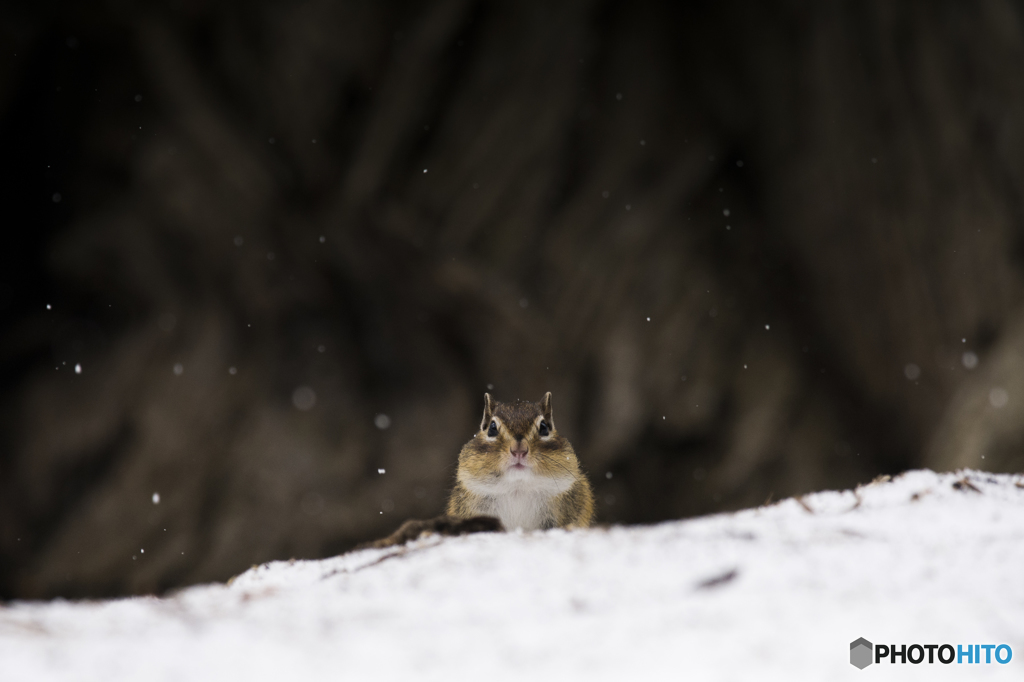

{"left": 850, "top": 638, "right": 873, "bottom": 669}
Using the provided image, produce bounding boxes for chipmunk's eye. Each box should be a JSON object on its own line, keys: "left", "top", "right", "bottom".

{"left": 487, "top": 421, "right": 498, "bottom": 437}
{"left": 539, "top": 420, "right": 550, "bottom": 437}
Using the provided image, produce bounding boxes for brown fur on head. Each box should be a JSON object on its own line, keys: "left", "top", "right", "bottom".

{"left": 459, "top": 392, "right": 579, "bottom": 480}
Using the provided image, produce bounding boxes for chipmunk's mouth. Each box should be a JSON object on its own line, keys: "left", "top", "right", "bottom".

{"left": 506, "top": 460, "right": 532, "bottom": 473}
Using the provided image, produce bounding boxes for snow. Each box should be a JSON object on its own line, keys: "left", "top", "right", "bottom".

{"left": 2, "top": 469, "right": 1022, "bottom": 681}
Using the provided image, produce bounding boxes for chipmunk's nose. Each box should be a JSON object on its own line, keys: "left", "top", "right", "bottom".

{"left": 510, "top": 441, "right": 529, "bottom": 464}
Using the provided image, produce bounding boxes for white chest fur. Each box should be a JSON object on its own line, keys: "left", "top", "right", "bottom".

{"left": 460, "top": 469, "right": 575, "bottom": 531}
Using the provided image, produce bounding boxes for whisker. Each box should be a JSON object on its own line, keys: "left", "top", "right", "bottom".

{"left": 531, "top": 449, "right": 586, "bottom": 487}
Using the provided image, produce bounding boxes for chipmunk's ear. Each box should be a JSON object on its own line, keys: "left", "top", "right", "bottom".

{"left": 540, "top": 391, "right": 554, "bottom": 427}
{"left": 480, "top": 393, "right": 494, "bottom": 431}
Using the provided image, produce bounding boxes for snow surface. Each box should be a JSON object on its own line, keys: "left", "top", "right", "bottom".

{"left": 2, "top": 469, "right": 1023, "bottom": 681}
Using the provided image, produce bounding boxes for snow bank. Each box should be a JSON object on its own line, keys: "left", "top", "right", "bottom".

{"left": 2, "top": 469, "right": 1022, "bottom": 681}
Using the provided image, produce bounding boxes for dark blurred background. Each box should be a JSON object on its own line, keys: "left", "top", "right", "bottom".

{"left": 2, "top": 0, "right": 1023, "bottom": 600}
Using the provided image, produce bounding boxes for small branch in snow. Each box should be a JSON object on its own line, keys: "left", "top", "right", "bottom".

{"left": 356, "top": 514, "right": 504, "bottom": 550}
{"left": 696, "top": 568, "right": 738, "bottom": 590}
{"left": 952, "top": 477, "right": 981, "bottom": 493}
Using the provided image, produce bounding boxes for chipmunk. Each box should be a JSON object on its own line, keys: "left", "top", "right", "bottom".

{"left": 447, "top": 392, "right": 594, "bottom": 530}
